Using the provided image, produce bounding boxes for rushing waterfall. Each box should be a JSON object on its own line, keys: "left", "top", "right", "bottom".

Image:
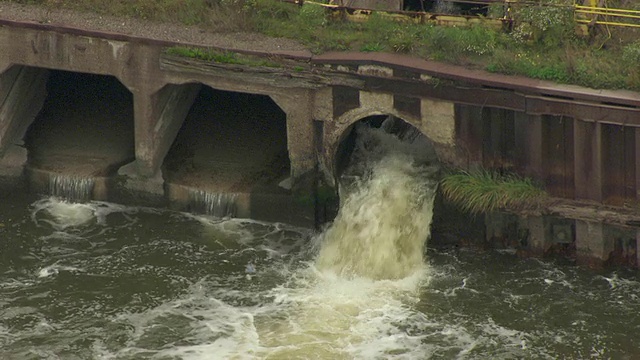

{"left": 48, "top": 174, "right": 95, "bottom": 202}
{"left": 315, "top": 117, "right": 439, "bottom": 280}
{"left": 188, "top": 189, "right": 238, "bottom": 218}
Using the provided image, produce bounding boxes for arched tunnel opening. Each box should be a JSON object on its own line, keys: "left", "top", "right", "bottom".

{"left": 25, "top": 70, "right": 135, "bottom": 176}
{"left": 334, "top": 114, "right": 438, "bottom": 181}
{"left": 162, "top": 86, "right": 290, "bottom": 194}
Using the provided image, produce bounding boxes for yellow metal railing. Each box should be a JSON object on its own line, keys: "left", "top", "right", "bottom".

{"left": 574, "top": 1, "right": 640, "bottom": 28}
{"left": 283, "top": 0, "right": 640, "bottom": 29}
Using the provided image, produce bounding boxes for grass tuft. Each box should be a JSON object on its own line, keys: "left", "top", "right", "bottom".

{"left": 440, "top": 170, "right": 547, "bottom": 215}
{"left": 166, "top": 46, "right": 281, "bottom": 67}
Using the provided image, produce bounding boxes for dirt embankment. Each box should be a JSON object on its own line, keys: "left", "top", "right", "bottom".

{"left": 0, "top": 2, "right": 307, "bottom": 52}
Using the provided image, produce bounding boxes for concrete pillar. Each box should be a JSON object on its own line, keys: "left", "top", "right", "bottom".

{"left": 420, "top": 98, "right": 455, "bottom": 147}
{"left": 271, "top": 90, "right": 317, "bottom": 183}
{"left": 118, "top": 84, "right": 200, "bottom": 193}
{"left": 454, "top": 104, "right": 483, "bottom": 168}
{"left": 575, "top": 220, "right": 612, "bottom": 267}
{"left": 421, "top": 98, "right": 456, "bottom": 165}
{"left": 514, "top": 113, "right": 543, "bottom": 180}
{"left": 0, "top": 66, "right": 49, "bottom": 179}
{"left": 485, "top": 212, "right": 519, "bottom": 248}
{"left": 574, "top": 120, "right": 602, "bottom": 202}
{"left": 526, "top": 216, "right": 549, "bottom": 257}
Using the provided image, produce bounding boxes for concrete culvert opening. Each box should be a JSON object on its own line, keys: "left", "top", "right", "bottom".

{"left": 334, "top": 114, "right": 439, "bottom": 183}
{"left": 24, "top": 70, "right": 135, "bottom": 199}
{"left": 162, "top": 86, "right": 290, "bottom": 204}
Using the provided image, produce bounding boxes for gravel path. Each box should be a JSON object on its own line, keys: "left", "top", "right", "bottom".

{"left": 0, "top": 2, "right": 308, "bottom": 52}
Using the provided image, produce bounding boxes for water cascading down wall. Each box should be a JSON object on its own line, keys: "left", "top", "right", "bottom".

{"left": 22, "top": 69, "right": 135, "bottom": 201}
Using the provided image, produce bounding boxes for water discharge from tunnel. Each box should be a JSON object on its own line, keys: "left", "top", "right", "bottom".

{"left": 241, "top": 117, "right": 441, "bottom": 358}
{"left": 315, "top": 116, "right": 439, "bottom": 280}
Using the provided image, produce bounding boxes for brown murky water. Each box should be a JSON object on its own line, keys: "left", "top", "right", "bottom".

{"left": 2, "top": 125, "right": 640, "bottom": 359}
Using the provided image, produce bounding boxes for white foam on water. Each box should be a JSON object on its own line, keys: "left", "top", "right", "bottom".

{"left": 34, "top": 198, "right": 96, "bottom": 229}
{"left": 252, "top": 267, "right": 433, "bottom": 359}
{"left": 104, "top": 282, "right": 261, "bottom": 359}
{"left": 37, "top": 263, "right": 83, "bottom": 278}
{"left": 97, "top": 267, "right": 434, "bottom": 360}
{"left": 98, "top": 123, "right": 441, "bottom": 359}
{"left": 31, "top": 197, "right": 138, "bottom": 232}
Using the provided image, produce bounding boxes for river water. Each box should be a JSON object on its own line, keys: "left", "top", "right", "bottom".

{"left": 2, "top": 125, "right": 640, "bottom": 359}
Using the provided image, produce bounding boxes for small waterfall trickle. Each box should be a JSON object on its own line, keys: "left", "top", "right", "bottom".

{"left": 189, "top": 189, "right": 238, "bottom": 218}
{"left": 48, "top": 174, "right": 95, "bottom": 202}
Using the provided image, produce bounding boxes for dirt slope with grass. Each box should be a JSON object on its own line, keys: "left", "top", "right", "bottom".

{"left": 0, "top": 2, "right": 307, "bottom": 52}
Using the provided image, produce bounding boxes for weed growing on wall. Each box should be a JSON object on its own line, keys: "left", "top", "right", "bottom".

{"left": 440, "top": 170, "right": 547, "bottom": 215}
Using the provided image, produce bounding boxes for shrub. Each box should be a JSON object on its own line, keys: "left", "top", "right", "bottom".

{"left": 510, "top": 0, "right": 575, "bottom": 48}
{"left": 622, "top": 41, "right": 640, "bottom": 65}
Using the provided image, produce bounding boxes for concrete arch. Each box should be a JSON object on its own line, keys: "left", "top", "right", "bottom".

{"left": 25, "top": 70, "right": 135, "bottom": 174}
{"left": 161, "top": 84, "right": 290, "bottom": 193}
{"left": 324, "top": 106, "right": 429, "bottom": 179}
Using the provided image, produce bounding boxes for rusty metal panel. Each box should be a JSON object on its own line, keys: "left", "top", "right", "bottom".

{"left": 451, "top": 87, "right": 526, "bottom": 111}
{"left": 599, "top": 124, "right": 637, "bottom": 205}
{"left": 624, "top": 128, "right": 636, "bottom": 201}
{"left": 602, "top": 124, "right": 626, "bottom": 206}
{"left": 514, "top": 112, "right": 543, "bottom": 180}
{"left": 543, "top": 115, "right": 575, "bottom": 198}
{"left": 574, "top": 120, "right": 601, "bottom": 201}
{"left": 454, "top": 104, "right": 483, "bottom": 167}
{"left": 526, "top": 96, "right": 640, "bottom": 126}
{"left": 361, "top": 77, "right": 527, "bottom": 111}
{"left": 482, "top": 107, "right": 515, "bottom": 170}
{"left": 565, "top": 118, "right": 576, "bottom": 199}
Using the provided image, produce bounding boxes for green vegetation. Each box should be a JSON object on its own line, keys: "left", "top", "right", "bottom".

{"left": 4, "top": 0, "right": 640, "bottom": 90}
{"left": 166, "top": 46, "right": 281, "bottom": 67}
{"left": 440, "top": 170, "right": 547, "bottom": 215}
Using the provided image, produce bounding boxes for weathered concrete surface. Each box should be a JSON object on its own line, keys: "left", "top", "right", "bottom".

{"left": 576, "top": 220, "right": 612, "bottom": 268}
{"left": 574, "top": 121, "right": 603, "bottom": 202}
{"left": 118, "top": 83, "right": 201, "bottom": 179}
{"left": 523, "top": 216, "right": 549, "bottom": 257}
{"left": 271, "top": 90, "right": 317, "bottom": 183}
{"left": 0, "top": 66, "right": 48, "bottom": 179}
